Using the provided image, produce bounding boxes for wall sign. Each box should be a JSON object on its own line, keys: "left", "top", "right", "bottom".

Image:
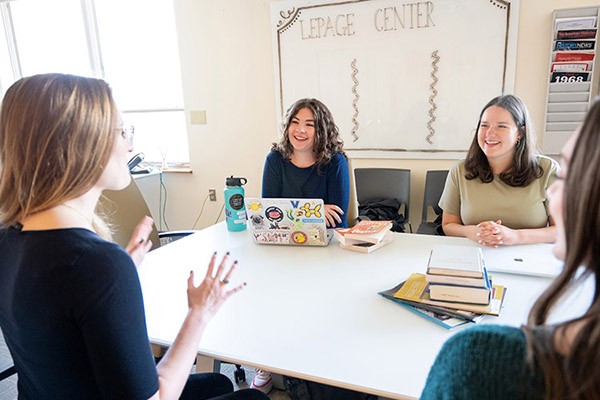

{"left": 271, "top": 0, "right": 519, "bottom": 158}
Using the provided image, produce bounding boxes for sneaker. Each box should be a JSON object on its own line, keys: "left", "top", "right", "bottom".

{"left": 250, "top": 369, "right": 273, "bottom": 394}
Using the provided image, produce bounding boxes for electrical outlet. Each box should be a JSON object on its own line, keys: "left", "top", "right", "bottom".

{"left": 208, "top": 188, "right": 217, "bottom": 202}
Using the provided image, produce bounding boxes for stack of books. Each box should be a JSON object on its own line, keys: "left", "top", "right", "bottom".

{"left": 378, "top": 245, "right": 507, "bottom": 330}
{"left": 426, "top": 245, "right": 491, "bottom": 305}
{"left": 334, "top": 220, "right": 393, "bottom": 253}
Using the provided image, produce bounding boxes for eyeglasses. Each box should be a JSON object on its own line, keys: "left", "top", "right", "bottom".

{"left": 119, "top": 125, "right": 135, "bottom": 147}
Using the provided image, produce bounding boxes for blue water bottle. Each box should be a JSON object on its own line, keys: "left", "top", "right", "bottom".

{"left": 224, "top": 176, "right": 248, "bottom": 232}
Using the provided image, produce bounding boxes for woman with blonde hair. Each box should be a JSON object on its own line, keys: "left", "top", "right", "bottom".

{"left": 0, "top": 73, "right": 267, "bottom": 400}
{"left": 421, "top": 97, "right": 600, "bottom": 398}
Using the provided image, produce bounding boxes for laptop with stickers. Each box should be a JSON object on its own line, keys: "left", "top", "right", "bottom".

{"left": 245, "top": 198, "right": 332, "bottom": 246}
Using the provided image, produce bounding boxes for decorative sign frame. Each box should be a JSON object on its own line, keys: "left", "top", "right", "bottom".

{"left": 271, "top": 0, "right": 520, "bottom": 158}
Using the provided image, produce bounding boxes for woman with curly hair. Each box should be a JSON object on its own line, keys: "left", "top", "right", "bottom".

{"left": 439, "top": 94, "right": 558, "bottom": 247}
{"left": 261, "top": 98, "right": 350, "bottom": 229}
{"left": 421, "top": 96, "right": 600, "bottom": 399}
{"left": 253, "top": 100, "right": 357, "bottom": 397}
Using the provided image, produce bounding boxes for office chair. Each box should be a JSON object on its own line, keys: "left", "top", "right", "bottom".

{"left": 0, "top": 363, "right": 15, "bottom": 381}
{"left": 99, "top": 177, "right": 195, "bottom": 250}
{"left": 354, "top": 168, "right": 411, "bottom": 232}
{"left": 417, "top": 170, "right": 449, "bottom": 235}
{"left": 0, "top": 329, "right": 16, "bottom": 382}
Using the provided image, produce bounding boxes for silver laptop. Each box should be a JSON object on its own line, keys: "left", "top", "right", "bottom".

{"left": 482, "top": 243, "right": 563, "bottom": 278}
{"left": 245, "top": 198, "right": 332, "bottom": 246}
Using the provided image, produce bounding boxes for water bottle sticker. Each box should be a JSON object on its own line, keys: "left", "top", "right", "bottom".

{"left": 229, "top": 193, "right": 244, "bottom": 210}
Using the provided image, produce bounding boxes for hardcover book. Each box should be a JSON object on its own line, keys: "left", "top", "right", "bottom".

{"left": 343, "top": 220, "right": 392, "bottom": 244}
{"left": 392, "top": 273, "right": 506, "bottom": 316}
{"left": 428, "top": 267, "right": 492, "bottom": 305}
{"left": 428, "top": 284, "right": 491, "bottom": 305}
{"left": 426, "top": 245, "right": 484, "bottom": 278}
{"left": 425, "top": 270, "right": 489, "bottom": 287}
{"left": 339, "top": 233, "right": 393, "bottom": 253}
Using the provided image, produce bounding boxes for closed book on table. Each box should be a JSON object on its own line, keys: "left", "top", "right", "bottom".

{"left": 344, "top": 220, "right": 392, "bottom": 244}
{"left": 392, "top": 273, "right": 506, "bottom": 316}
{"left": 428, "top": 285, "right": 490, "bottom": 305}
{"left": 425, "top": 271, "right": 488, "bottom": 287}
{"left": 334, "top": 228, "right": 365, "bottom": 246}
{"left": 339, "top": 233, "right": 393, "bottom": 253}
{"left": 429, "top": 268, "right": 491, "bottom": 305}
{"left": 427, "top": 245, "right": 484, "bottom": 278}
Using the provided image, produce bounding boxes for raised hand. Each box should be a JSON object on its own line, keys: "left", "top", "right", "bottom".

{"left": 187, "top": 252, "right": 245, "bottom": 322}
{"left": 125, "top": 216, "right": 154, "bottom": 267}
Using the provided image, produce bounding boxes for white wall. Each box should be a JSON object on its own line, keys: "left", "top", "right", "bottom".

{"left": 163, "top": 0, "right": 599, "bottom": 231}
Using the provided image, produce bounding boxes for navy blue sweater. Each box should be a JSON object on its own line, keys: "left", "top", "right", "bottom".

{"left": 261, "top": 150, "right": 350, "bottom": 228}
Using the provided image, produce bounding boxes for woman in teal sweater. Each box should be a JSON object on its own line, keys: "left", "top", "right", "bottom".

{"left": 422, "top": 97, "right": 600, "bottom": 399}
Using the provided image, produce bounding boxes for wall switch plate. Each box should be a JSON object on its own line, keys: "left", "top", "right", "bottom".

{"left": 190, "top": 110, "right": 207, "bottom": 125}
{"left": 208, "top": 188, "right": 217, "bottom": 201}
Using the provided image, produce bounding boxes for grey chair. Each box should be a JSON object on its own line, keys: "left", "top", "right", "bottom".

{"left": 0, "top": 363, "right": 15, "bottom": 381}
{"left": 0, "top": 330, "right": 16, "bottom": 382}
{"left": 417, "top": 170, "right": 449, "bottom": 235}
{"left": 100, "top": 178, "right": 162, "bottom": 250}
{"left": 354, "top": 168, "right": 411, "bottom": 232}
{"left": 100, "top": 178, "right": 194, "bottom": 250}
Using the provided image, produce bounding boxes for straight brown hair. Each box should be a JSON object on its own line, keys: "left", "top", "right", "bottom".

{"left": 525, "top": 97, "right": 600, "bottom": 399}
{"left": 464, "top": 95, "right": 543, "bottom": 187}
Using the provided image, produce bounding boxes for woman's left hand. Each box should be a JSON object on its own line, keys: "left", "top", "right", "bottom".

{"left": 324, "top": 204, "right": 344, "bottom": 227}
{"left": 126, "top": 216, "right": 154, "bottom": 267}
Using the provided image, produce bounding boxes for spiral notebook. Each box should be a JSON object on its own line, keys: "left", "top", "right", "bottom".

{"left": 245, "top": 198, "right": 332, "bottom": 246}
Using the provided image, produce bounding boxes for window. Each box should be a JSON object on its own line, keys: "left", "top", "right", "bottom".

{"left": 0, "top": 0, "right": 189, "bottom": 165}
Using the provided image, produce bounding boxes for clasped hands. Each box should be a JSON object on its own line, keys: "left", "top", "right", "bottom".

{"left": 475, "top": 219, "right": 518, "bottom": 248}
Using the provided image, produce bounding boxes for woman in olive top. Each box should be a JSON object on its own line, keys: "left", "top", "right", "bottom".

{"left": 439, "top": 94, "right": 558, "bottom": 247}
{"left": 422, "top": 95, "right": 600, "bottom": 400}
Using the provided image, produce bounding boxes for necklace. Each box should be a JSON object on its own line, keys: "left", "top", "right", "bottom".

{"left": 59, "top": 203, "right": 94, "bottom": 227}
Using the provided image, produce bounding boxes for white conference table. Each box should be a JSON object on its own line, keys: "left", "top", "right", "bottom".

{"left": 138, "top": 223, "right": 590, "bottom": 399}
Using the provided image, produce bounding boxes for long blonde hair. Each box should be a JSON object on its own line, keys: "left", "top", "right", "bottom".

{"left": 0, "top": 73, "right": 120, "bottom": 238}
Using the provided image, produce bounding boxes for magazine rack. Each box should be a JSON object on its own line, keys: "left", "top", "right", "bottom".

{"left": 543, "top": 6, "right": 600, "bottom": 154}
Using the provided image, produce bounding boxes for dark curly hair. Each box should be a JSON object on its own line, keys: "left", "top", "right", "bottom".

{"left": 464, "top": 94, "right": 542, "bottom": 187}
{"left": 272, "top": 98, "right": 346, "bottom": 171}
